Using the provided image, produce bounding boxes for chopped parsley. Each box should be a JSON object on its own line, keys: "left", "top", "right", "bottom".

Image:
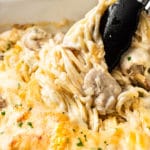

{"left": 76, "top": 138, "right": 84, "bottom": 147}
{"left": 1, "top": 111, "right": 5, "bottom": 116}
{"left": 18, "top": 122, "right": 23, "bottom": 127}
{"left": 104, "top": 141, "right": 108, "bottom": 146}
{"left": 15, "top": 104, "right": 22, "bottom": 108}
{"left": 6, "top": 42, "right": 11, "bottom": 50}
{"left": 84, "top": 134, "right": 87, "bottom": 141}
{"left": 27, "top": 122, "right": 33, "bottom": 128}
{"left": 127, "top": 56, "right": 132, "bottom": 61}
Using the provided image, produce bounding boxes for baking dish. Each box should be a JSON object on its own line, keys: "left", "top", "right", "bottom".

{"left": 0, "top": 0, "right": 97, "bottom": 26}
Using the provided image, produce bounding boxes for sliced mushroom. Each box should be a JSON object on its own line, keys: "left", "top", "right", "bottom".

{"left": 123, "top": 64, "right": 150, "bottom": 90}
{"left": 83, "top": 67, "right": 121, "bottom": 114}
{"left": 127, "top": 64, "right": 145, "bottom": 75}
{"left": 22, "top": 27, "right": 49, "bottom": 51}
{"left": 120, "top": 47, "right": 150, "bottom": 90}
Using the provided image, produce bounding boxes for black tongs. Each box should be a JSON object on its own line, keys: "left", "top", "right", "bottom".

{"left": 100, "top": 0, "right": 150, "bottom": 72}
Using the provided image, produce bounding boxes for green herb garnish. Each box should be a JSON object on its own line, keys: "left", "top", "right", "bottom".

{"left": 27, "top": 122, "right": 33, "bottom": 128}
{"left": 104, "top": 141, "right": 108, "bottom": 146}
{"left": 6, "top": 42, "right": 11, "bottom": 50}
{"left": 84, "top": 134, "right": 87, "bottom": 141}
{"left": 127, "top": 56, "right": 132, "bottom": 61}
{"left": 15, "top": 104, "right": 22, "bottom": 108}
{"left": 1, "top": 111, "right": 5, "bottom": 116}
{"left": 18, "top": 122, "right": 23, "bottom": 127}
{"left": 76, "top": 138, "right": 84, "bottom": 147}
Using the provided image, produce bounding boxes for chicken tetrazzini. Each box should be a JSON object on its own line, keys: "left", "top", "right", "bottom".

{"left": 0, "top": 0, "right": 150, "bottom": 149}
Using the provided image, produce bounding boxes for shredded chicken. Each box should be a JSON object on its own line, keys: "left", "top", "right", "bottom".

{"left": 83, "top": 67, "right": 121, "bottom": 114}
{"left": 22, "top": 27, "right": 49, "bottom": 51}
{"left": 53, "top": 32, "right": 64, "bottom": 44}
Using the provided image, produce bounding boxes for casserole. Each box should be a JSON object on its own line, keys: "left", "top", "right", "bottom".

{"left": 0, "top": 0, "right": 150, "bottom": 149}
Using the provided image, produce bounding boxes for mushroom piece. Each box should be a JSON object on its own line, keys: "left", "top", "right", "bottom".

{"left": 120, "top": 47, "right": 150, "bottom": 90}
{"left": 126, "top": 64, "right": 150, "bottom": 90}
{"left": 22, "top": 27, "right": 49, "bottom": 51}
{"left": 83, "top": 67, "right": 121, "bottom": 114}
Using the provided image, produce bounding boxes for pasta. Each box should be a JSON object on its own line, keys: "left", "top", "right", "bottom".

{"left": 0, "top": 0, "right": 150, "bottom": 149}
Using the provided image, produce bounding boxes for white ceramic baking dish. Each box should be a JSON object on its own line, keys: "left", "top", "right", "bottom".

{"left": 0, "top": 0, "right": 97, "bottom": 24}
